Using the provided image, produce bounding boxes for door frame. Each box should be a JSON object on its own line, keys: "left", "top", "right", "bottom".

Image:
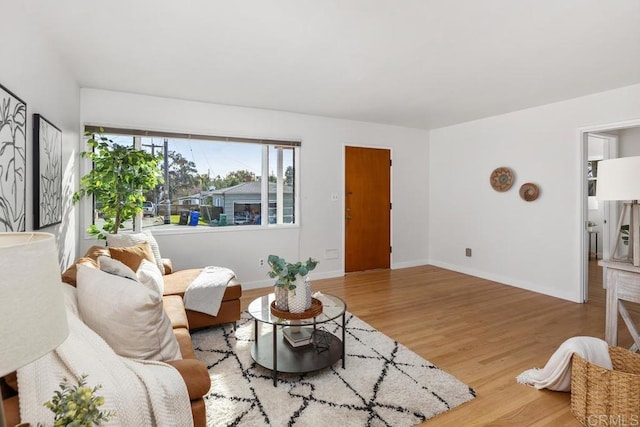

{"left": 579, "top": 119, "right": 640, "bottom": 302}
{"left": 343, "top": 143, "right": 393, "bottom": 273}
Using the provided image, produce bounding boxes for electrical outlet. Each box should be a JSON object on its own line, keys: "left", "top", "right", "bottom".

{"left": 465, "top": 248, "right": 472, "bottom": 257}
{"left": 258, "top": 258, "right": 265, "bottom": 267}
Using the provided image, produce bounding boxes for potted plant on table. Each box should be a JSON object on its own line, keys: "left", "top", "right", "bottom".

{"left": 73, "top": 129, "right": 162, "bottom": 240}
{"left": 267, "top": 255, "right": 318, "bottom": 313}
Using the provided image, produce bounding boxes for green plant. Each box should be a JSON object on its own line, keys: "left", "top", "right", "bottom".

{"left": 587, "top": 221, "right": 597, "bottom": 227}
{"left": 43, "top": 374, "right": 115, "bottom": 426}
{"left": 267, "top": 255, "right": 318, "bottom": 291}
{"left": 73, "top": 130, "right": 162, "bottom": 239}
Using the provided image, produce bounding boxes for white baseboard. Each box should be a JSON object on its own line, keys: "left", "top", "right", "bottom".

{"left": 392, "top": 259, "right": 429, "bottom": 270}
{"left": 427, "top": 259, "right": 581, "bottom": 303}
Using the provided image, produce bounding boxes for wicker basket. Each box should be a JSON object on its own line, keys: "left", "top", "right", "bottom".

{"left": 571, "top": 346, "right": 640, "bottom": 426}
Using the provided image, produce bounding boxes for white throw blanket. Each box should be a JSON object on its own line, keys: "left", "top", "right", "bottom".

{"left": 18, "top": 285, "right": 193, "bottom": 427}
{"left": 183, "top": 266, "right": 235, "bottom": 317}
{"left": 516, "top": 336, "right": 612, "bottom": 392}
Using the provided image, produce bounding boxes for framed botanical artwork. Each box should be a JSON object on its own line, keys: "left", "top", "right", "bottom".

{"left": 0, "top": 83, "right": 27, "bottom": 232}
{"left": 33, "top": 114, "right": 63, "bottom": 229}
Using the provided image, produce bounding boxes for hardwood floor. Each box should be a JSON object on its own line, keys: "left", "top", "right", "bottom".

{"left": 239, "top": 260, "right": 637, "bottom": 426}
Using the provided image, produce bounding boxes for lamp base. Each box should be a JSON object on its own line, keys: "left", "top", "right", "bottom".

{"left": 633, "top": 202, "right": 640, "bottom": 267}
{"left": 609, "top": 201, "right": 640, "bottom": 266}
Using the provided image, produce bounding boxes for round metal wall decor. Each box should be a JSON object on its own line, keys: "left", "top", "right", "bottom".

{"left": 519, "top": 183, "right": 539, "bottom": 201}
{"left": 489, "top": 167, "right": 514, "bottom": 192}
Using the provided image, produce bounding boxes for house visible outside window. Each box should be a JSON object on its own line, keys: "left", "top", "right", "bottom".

{"left": 85, "top": 126, "right": 299, "bottom": 233}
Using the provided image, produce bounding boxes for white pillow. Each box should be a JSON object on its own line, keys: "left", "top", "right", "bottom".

{"left": 76, "top": 264, "right": 181, "bottom": 361}
{"left": 106, "top": 230, "right": 164, "bottom": 275}
{"left": 137, "top": 258, "right": 165, "bottom": 294}
{"left": 98, "top": 255, "right": 138, "bottom": 281}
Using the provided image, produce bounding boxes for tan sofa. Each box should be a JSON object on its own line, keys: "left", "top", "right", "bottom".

{"left": 1, "top": 246, "right": 242, "bottom": 427}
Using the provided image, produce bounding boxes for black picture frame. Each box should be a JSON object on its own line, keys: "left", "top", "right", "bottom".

{"left": 0, "top": 83, "right": 27, "bottom": 232}
{"left": 33, "top": 114, "right": 62, "bottom": 229}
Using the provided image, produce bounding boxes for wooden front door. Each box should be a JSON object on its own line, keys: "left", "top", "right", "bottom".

{"left": 345, "top": 146, "right": 391, "bottom": 272}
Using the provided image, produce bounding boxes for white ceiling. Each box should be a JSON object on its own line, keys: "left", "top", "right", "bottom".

{"left": 24, "top": 0, "right": 640, "bottom": 130}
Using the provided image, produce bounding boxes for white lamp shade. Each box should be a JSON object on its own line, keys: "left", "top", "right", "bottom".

{"left": 0, "top": 232, "right": 68, "bottom": 376}
{"left": 588, "top": 196, "right": 599, "bottom": 210}
{"left": 596, "top": 156, "right": 640, "bottom": 201}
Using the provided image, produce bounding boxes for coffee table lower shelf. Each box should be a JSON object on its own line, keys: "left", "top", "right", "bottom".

{"left": 251, "top": 329, "right": 343, "bottom": 386}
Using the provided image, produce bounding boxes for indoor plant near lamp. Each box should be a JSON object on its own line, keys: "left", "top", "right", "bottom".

{"left": 267, "top": 255, "right": 318, "bottom": 313}
{"left": 73, "top": 130, "right": 162, "bottom": 239}
{"left": 587, "top": 221, "right": 597, "bottom": 232}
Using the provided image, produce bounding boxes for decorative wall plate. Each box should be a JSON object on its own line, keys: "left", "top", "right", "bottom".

{"left": 519, "top": 183, "right": 539, "bottom": 201}
{"left": 490, "top": 167, "right": 514, "bottom": 192}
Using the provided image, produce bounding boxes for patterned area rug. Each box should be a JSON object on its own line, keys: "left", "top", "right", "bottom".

{"left": 192, "top": 312, "right": 475, "bottom": 426}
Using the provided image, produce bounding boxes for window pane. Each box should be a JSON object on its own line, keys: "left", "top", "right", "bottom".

{"left": 268, "top": 146, "right": 295, "bottom": 225}
{"left": 92, "top": 135, "right": 135, "bottom": 233}
{"left": 140, "top": 137, "right": 263, "bottom": 228}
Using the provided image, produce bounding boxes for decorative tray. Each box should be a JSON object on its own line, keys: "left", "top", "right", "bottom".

{"left": 270, "top": 297, "right": 323, "bottom": 320}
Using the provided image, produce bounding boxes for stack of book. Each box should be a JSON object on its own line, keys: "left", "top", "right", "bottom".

{"left": 282, "top": 326, "right": 313, "bottom": 347}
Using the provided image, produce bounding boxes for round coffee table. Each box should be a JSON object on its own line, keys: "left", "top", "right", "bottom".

{"left": 247, "top": 293, "right": 347, "bottom": 386}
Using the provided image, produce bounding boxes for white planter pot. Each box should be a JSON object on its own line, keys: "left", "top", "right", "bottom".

{"left": 288, "top": 278, "right": 307, "bottom": 313}
{"left": 304, "top": 276, "right": 312, "bottom": 309}
{"left": 274, "top": 286, "right": 288, "bottom": 311}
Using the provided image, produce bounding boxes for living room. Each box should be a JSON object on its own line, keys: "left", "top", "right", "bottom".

{"left": 2, "top": 1, "right": 640, "bottom": 426}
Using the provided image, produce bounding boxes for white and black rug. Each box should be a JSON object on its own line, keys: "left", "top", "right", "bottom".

{"left": 192, "top": 312, "right": 475, "bottom": 426}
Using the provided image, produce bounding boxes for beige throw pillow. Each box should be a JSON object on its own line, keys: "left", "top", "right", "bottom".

{"left": 106, "top": 230, "right": 165, "bottom": 275}
{"left": 108, "top": 242, "right": 155, "bottom": 272}
{"left": 76, "top": 264, "right": 181, "bottom": 361}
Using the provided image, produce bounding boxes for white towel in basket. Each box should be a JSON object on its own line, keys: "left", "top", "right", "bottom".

{"left": 516, "top": 336, "right": 612, "bottom": 392}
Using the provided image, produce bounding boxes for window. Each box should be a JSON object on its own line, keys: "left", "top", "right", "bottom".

{"left": 84, "top": 126, "right": 299, "bottom": 232}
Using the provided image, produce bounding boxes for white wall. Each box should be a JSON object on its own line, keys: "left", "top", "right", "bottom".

{"left": 0, "top": 4, "right": 80, "bottom": 269}
{"left": 80, "top": 89, "right": 429, "bottom": 288}
{"left": 428, "top": 84, "right": 640, "bottom": 302}
{"left": 620, "top": 127, "right": 640, "bottom": 157}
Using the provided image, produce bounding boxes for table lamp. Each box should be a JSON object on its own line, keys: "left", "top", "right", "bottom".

{"left": 0, "top": 232, "right": 69, "bottom": 427}
{"left": 596, "top": 156, "right": 640, "bottom": 266}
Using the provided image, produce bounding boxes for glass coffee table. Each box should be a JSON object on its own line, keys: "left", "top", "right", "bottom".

{"left": 247, "top": 293, "right": 346, "bottom": 386}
